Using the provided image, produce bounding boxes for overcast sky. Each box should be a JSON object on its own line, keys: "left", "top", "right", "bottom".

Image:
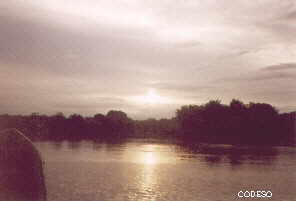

{"left": 0, "top": 0, "right": 295, "bottom": 119}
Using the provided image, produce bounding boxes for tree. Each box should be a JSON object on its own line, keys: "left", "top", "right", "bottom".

{"left": 105, "top": 110, "right": 134, "bottom": 139}
{"left": 66, "top": 114, "right": 86, "bottom": 140}
{"left": 47, "top": 112, "right": 67, "bottom": 140}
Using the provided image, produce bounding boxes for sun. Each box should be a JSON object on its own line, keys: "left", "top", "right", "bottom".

{"left": 144, "top": 89, "right": 163, "bottom": 104}
{"left": 130, "top": 89, "right": 169, "bottom": 105}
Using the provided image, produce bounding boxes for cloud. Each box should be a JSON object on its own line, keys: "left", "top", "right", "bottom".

{"left": 147, "top": 82, "right": 216, "bottom": 92}
{"left": 251, "top": 72, "right": 295, "bottom": 81}
{"left": 285, "top": 11, "right": 296, "bottom": 20}
{"left": 51, "top": 97, "right": 130, "bottom": 115}
{"left": 261, "top": 63, "right": 296, "bottom": 71}
{"left": 250, "top": 63, "right": 296, "bottom": 81}
{"left": 278, "top": 105, "right": 296, "bottom": 113}
{"left": 1, "top": 0, "right": 296, "bottom": 117}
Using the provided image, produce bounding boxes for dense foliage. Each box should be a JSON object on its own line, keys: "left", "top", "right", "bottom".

{"left": 0, "top": 110, "right": 134, "bottom": 141}
{"left": 0, "top": 99, "right": 295, "bottom": 145}
{"left": 176, "top": 99, "right": 295, "bottom": 145}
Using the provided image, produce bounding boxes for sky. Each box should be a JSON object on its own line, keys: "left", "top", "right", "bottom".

{"left": 0, "top": 0, "right": 295, "bottom": 119}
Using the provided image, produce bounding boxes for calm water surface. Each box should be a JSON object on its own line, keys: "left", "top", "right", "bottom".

{"left": 34, "top": 140, "right": 296, "bottom": 201}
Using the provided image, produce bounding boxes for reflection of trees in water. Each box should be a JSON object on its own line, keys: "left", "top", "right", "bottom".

{"left": 51, "top": 141, "right": 63, "bottom": 150}
{"left": 91, "top": 139, "right": 127, "bottom": 151}
{"left": 48, "top": 138, "right": 283, "bottom": 168}
{"left": 67, "top": 141, "right": 82, "bottom": 150}
{"left": 179, "top": 143, "right": 279, "bottom": 166}
{"left": 225, "top": 154, "right": 243, "bottom": 166}
{"left": 204, "top": 155, "right": 223, "bottom": 164}
{"left": 48, "top": 139, "right": 128, "bottom": 152}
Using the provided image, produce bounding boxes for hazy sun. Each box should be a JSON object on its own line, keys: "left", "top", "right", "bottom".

{"left": 131, "top": 89, "right": 169, "bottom": 105}
{"left": 144, "top": 89, "right": 163, "bottom": 104}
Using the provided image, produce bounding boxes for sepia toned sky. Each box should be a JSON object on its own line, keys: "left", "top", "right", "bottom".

{"left": 0, "top": 0, "right": 295, "bottom": 119}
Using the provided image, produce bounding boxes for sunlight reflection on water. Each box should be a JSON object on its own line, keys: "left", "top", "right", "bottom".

{"left": 35, "top": 140, "right": 296, "bottom": 201}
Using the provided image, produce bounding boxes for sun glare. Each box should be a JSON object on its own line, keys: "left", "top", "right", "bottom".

{"left": 139, "top": 145, "right": 158, "bottom": 165}
{"left": 145, "top": 89, "right": 162, "bottom": 104}
{"left": 130, "top": 89, "right": 170, "bottom": 105}
{"left": 143, "top": 152, "right": 157, "bottom": 165}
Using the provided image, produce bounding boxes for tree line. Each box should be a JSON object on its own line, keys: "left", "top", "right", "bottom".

{"left": 176, "top": 99, "right": 295, "bottom": 145}
{"left": 0, "top": 99, "right": 295, "bottom": 145}
{"left": 0, "top": 110, "right": 134, "bottom": 141}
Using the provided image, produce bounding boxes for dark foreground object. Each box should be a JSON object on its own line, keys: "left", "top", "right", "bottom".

{"left": 0, "top": 129, "right": 46, "bottom": 201}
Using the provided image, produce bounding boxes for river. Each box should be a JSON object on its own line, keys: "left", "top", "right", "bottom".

{"left": 34, "top": 139, "right": 296, "bottom": 201}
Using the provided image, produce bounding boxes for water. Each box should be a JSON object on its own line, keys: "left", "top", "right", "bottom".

{"left": 34, "top": 140, "right": 296, "bottom": 201}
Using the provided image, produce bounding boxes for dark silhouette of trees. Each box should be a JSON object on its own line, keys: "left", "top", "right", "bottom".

{"left": 278, "top": 112, "right": 296, "bottom": 145}
{"left": 64, "top": 114, "right": 86, "bottom": 141}
{"left": 134, "top": 118, "right": 177, "bottom": 138}
{"left": 0, "top": 99, "right": 295, "bottom": 145}
{"left": 0, "top": 110, "right": 134, "bottom": 142}
{"left": 47, "top": 113, "right": 67, "bottom": 141}
{"left": 104, "top": 110, "right": 134, "bottom": 139}
{"left": 176, "top": 99, "right": 295, "bottom": 145}
{"left": 176, "top": 100, "right": 231, "bottom": 142}
{"left": 84, "top": 113, "right": 108, "bottom": 140}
